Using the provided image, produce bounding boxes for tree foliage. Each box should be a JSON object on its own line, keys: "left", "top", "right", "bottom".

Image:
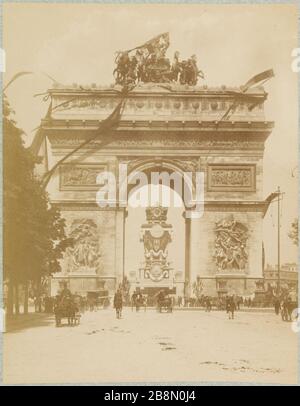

{"left": 288, "top": 218, "right": 298, "bottom": 246}
{"left": 192, "top": 276, "right": 204, "bottom": 299}
{"left": 3, "top": 94, "right": 68, "bottom": 286}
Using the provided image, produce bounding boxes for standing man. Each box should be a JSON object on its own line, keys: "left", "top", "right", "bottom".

{"left": 205, "top": 296, "right": 212, "bottom": 312}
{"left": 274, "top": 296, "right": 281, "bottom": 315}
{"left": 136, "top": 292, "right": 143, "bottom": 312}
{"left": 226, "top": 295, "right": 236, "bottom": 320}
{"left": 177, "top": 296, "right": 182, "bottom": 307}
{"left": 114, "top": 289, "right": 123, "bottom": 319}
{"left": 131, "top": 291, "right": 137, "bottom": 311}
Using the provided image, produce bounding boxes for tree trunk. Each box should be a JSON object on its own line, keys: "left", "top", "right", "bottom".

{"left": 15, "top": 283, "right": 20, "bottom": 315}
{"left": 37, "top": 279, "right": 42, "bottom": 313}
{"left": 23, "top": 281, "right": 29, "bottom": 315}
{"left": 7, "top": 280, "right": 14, "bottom": 317}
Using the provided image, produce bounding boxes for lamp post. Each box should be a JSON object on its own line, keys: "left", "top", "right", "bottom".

{"left": 277, "top": 186, "right": 281, "bottom": 294}
{"left": 264, "top": 187, "right": 284, "bottom": 297}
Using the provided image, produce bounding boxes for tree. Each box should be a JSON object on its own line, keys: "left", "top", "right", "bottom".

{"left": 288, "top": 218, "right": 298, "bottom": 246}
{"left": 192, "top": 276, "right": 204, "bottom": 300}
{"left": 3, "top": 95, "right": 69, "bottom": 315}
{"left": 121, "top": 276, "right": 131, "bottom": 305}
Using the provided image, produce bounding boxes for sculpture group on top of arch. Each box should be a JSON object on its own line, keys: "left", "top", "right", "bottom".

{"left": 113, "top": 32, "right": 204, "bottom": 86}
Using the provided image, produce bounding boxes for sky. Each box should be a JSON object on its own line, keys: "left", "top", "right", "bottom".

{"left": 2, "top": 3, "right": 299, "bottom": 268}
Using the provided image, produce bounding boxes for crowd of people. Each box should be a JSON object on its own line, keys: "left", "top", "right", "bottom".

{"left": 30, "top": 283, "right": 297, "bottom": 324}
{"left": 112, "top": 291, "right": 242, "bottom": 320}
{"left": 176, "top": 295, "right": 250, "bottom": 310}
{"left": 113, "top": 289, "right": 175, "bottom": 318}
{"left": 33, "top": 292, "right": 108, "bottom": 315}
{"left": 273, "top": 293, "right": 298, "bottom": 322}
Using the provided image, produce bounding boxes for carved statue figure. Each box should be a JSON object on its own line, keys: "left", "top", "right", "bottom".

{"left": 171, "top": 51, "right": 181, "bottom": 82}
{"left": 65, "top": 219, "right": 100, "bottom": 273}
{"left": 113, "top": 51, "right": 131, "bottom": 85}
{"left": 179, "top": 55, "right": 204, "bottom": 86}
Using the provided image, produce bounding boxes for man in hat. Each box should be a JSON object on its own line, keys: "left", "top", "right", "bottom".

{"left": 113, "top": 289, "right": 123, "bottom": 319}
{"left": 226, "top": 295, "right": 236, "bottom": 319}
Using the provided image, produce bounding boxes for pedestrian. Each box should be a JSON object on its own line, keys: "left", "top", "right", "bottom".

{"left": 205, "top": 296, "right": 211, "bottom": 312}
{"left": 88, "top": 297, "right": 94, "bottom": 312}
{"left": 136, "top": 292, "right": 143, "bottom": 312}
{"left": 157, "top": 290, "right": 165, "bottom": 312}
{"left": 114, "top": 289, "right": 123, "bottom": 319}
{"left": 281, "top": 295, "right": 292, "bottom": 322}
{"left": 34, "top": 296, "right": 41, "bottom": 312}
{"left": 274, "top": 297, "right": 280, "bottom": 315}
{"left": 178, "top": 296, "right": 182, "bottom": 307}
{"left": 131, "top": 292, "right": 137, "bottom": 311}
{"left": 143, "top": 295, "right": 147, "bottom": 312}
{"left": 226, "top": 295, "right": 236, "bottom": 319}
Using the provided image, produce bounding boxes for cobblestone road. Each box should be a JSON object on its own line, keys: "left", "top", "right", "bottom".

{"left": 3, "top": 308, "right": 298, "bottom": 384}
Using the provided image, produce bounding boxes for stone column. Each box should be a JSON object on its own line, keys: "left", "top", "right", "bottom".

{"left": 183, "top": 212, "right": 203, "bottom": 298}
{"left": 114, "top": 207, "right": 127, "bottom": 289}
{"left": 184, "top": 213, "right": 191, "bottom": 298}
{"left": 189, "top": 216, "right": 203, "bottom": 292}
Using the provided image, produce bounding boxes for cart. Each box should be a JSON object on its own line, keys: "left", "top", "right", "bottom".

{"left": 54, "top": 298, "right": 81, "bottom": 327}
{"left": 157, "top": 296, "right": 173, "bottom": 313}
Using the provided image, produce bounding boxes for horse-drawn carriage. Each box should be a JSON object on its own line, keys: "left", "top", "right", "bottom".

{"left": 54, "top": 296, "right": 81, "bottom": 327}
{"left": 157, "top": 294, "right": 173, "bottom": 313}
{"left": 87, "top": 290, "right": 110, "bottom": 311}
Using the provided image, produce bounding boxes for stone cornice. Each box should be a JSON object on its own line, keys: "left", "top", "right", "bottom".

{"left": 52, "top": 274, "right": 117, "bottom": 279}
{"left": 45, "top": 130, "right": 268, "bottom": 151}
{"left": 51, "top": 200, "right": 126, "bottom": 211}
{"left": 42, "top": 119, "right": 273, "bottom": 133}
{"left": 51, "top": 199, "right": 267, "bottom": 213}
{"left": 49, "top": 83, "right": 267, "bottom": 98}
{"left": 203, "top": 200, "right": 267, "bottom": 212}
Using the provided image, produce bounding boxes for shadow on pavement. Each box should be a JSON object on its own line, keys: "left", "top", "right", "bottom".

{"left": 5, "top": 313, "right": 55, "bottom": 333}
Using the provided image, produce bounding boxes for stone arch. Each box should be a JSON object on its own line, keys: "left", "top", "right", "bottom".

{"left": 119, "top": 157, "right": 198, "bottom": 210}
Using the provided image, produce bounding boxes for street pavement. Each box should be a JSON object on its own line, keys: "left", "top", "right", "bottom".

{"left": 3, "top": 308, "right": 298, "bottom": 385}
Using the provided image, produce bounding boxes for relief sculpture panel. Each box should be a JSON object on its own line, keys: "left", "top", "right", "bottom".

{"left": 214, "top": 216, "right": 249, "bottom": 274}
{"left": 60, "top": 164, "right": 106, "bottom": 190}
{"left": 207, "top": 165, "right": 256, "bottom": 192}
{"left": 64, "top": 219, "right": 101, "bottom": 274}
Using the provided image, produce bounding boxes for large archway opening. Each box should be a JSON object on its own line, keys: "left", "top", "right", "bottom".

{"left": 124, "top": 178, "right": 186, "bottom": 304}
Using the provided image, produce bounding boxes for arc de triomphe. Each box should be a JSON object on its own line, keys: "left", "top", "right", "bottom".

{"left": 36, "top": 82, "right": 273, "bottom": 298}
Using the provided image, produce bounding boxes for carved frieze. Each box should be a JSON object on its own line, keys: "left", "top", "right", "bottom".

{"left": 207, "top": 164, "right": 256, "bottom": 192}
{"left": 54, "top": 96, "right": 241, "bottom": 115}
{"left": 60, "top": 164, "right": 107, "bottom": 190}
{"left": 50, "top": 134, "right": 265, "bottom": 151}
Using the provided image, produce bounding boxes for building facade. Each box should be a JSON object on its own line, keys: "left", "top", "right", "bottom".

{"left": 264, "top": 263, "right": 298, "bottom": 290}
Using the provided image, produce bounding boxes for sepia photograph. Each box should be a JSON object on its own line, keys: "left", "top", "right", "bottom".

{"left": 0, "top": 1, "right": 299, "bottom": 386}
